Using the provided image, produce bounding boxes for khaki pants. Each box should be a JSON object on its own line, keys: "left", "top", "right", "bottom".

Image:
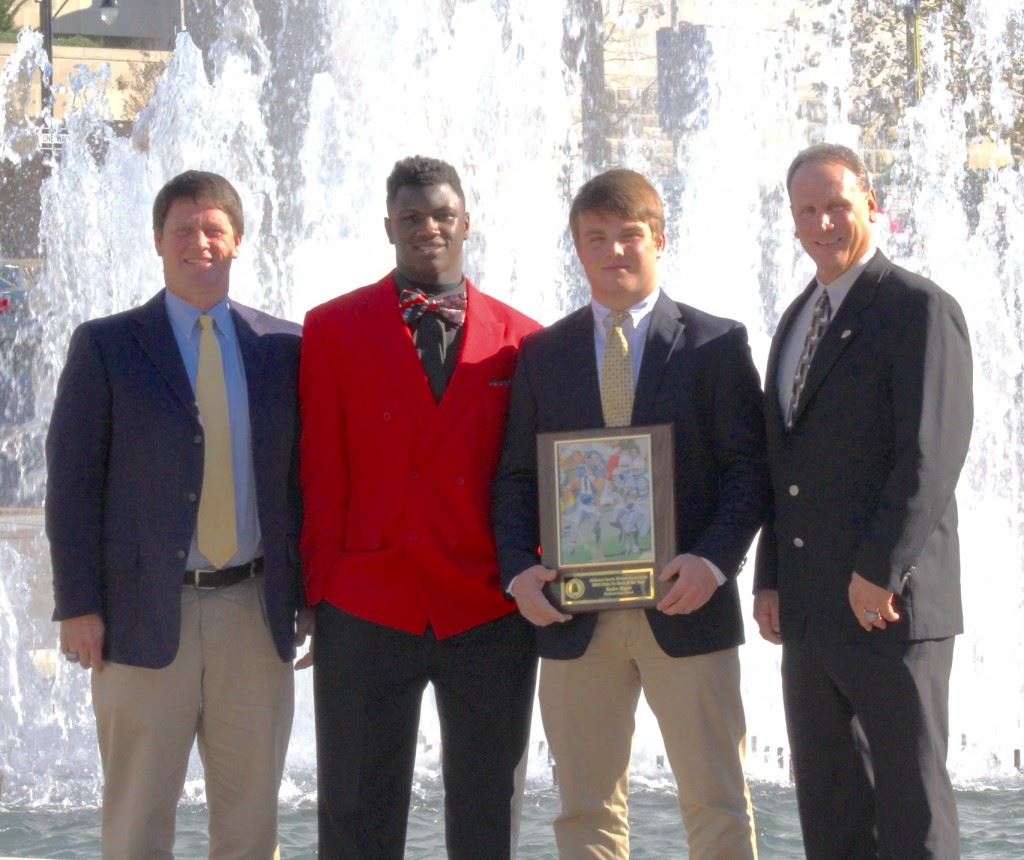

{"left": 539, "top": 609, "right": 756, "bottom": 860}
{"left": 92, "top": 577, "right": 294, "bottom": 860}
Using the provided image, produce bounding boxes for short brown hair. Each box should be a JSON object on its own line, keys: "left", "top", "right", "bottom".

{"left": 152, "top": 170, "right": 244, "bottom": 236}
{"left": 786, "top": 143, "right": 871, "bottom": 195}
{"left": 569, "top": 169, "right": 665, "bottom": 242}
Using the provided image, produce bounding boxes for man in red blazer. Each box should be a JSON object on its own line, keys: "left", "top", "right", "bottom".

{"left": 299, "top": 156, "right": 541, "bottom": 860}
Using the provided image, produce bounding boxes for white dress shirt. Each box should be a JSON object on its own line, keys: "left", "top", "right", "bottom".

{"left": 777, "top": 248, "right": 876, "bottom": 416}
{"left": 591, "top": 290, "right": 726, "bottom": 587}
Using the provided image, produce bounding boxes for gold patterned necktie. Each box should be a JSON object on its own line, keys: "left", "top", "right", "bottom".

{"left": 601, "top": 310, "right": 634, "bottom": 427}
{"left": 195, "top": 314, "right": 238, "bottom": 568}
{"left": 785, "top": 289, "right": 832, "bottom": 429}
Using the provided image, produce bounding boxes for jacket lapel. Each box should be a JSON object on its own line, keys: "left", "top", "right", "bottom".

{"left": 231, "top": 302, "right": 269, "bottom": 454}
{"left": 364, "top": 275, "right": 437, "bottom": 435}
{"left": 766, "top": 278, "right": 816, "bottom": 432}
{"left": 130, "top": 290, "right": 196, "bottom": 416}
{"left": 787, "top": 251, "right": 885, "bottom": 428}
{"left": 421, "top": 280, "right": 541, "bottom": 451}
{"left": 562, "top": 306, "right": 605, "bottom": 428}
{"left": 632, "top": 291, "right": 685, "bottom": 424}
{"left": 436, "top": 279, "right": 502, "bottom": 415}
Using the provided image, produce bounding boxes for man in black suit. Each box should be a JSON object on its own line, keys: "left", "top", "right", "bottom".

{"left": 494, "top": 168, "right": 768, "bottom": 858}
{"left": 753, "top": 143, "right": 973, "bottom": 859}
{"left": 46, "top": 171, "right": 311, "bottom": 858}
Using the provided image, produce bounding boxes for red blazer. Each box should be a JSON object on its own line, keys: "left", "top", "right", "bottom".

{"left": 299, "top": 272, "right": 540, "bottom": 638}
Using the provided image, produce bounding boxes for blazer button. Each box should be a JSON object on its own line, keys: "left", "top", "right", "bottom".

{"left": 187, "top": 492, "right": 198, "bottom": 502}
{"left": 788, "top": 485, "right": 799, "bottom": 496}
{"left": 793, "top": 537, "right": 804, "bottom": 548}
{"left": 193, "top": 434, "right": 202, "bottom": 444}
{"left": 408, "top": 531, "right": 419, "bottom": 541}
{"left": 409, "top": 471, "right": 419, "bottom": 481}
{"left": 455, "top": 477, "right": 465, "bottom": 486}
{"left": 177, "top": 549, "right": 186, "bottom": 559}
{"left": 382, "top": 412, "right": 392, "bottom": 422}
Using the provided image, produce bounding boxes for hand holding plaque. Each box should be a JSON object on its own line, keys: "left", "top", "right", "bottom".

{"left": 536, "top": 424, "right": 676, "bottom": 613}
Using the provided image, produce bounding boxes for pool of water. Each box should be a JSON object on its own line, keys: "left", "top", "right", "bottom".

{"left": 2, "top": 783, "right": 1021, "bottom": 858}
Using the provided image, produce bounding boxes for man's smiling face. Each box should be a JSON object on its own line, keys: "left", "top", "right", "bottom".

{"left": 384, "top": 182, "right": 469, "bottom": 285}
{"left": 789, "top": 160, "right": 877, "bottom": 285}
{"left": 154, "top": 198, "right": 241, "bottom": 309}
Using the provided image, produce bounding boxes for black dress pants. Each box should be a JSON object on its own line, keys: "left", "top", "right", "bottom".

{"left": 782, "top": 633, "right": 959, "bottom": 860}
{"left": 313, "top": 603, "right": 537, "bottom": 860}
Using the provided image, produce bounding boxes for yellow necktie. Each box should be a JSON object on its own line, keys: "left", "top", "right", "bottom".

{"left": 601, "top": 310, "right": 634, "bottom": 427}
{"left": 196, "top": 314, "right": 238, "bottom": 568}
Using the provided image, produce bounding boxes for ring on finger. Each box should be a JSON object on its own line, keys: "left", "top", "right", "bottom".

{"left": 862, "top": 609, "right": 880, "bottom": 623}
{"left": 63, "top": 651, "right": 80, "bottom": 662}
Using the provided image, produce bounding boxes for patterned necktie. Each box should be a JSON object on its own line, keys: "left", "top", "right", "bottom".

{"left": 195, "top": 314, "right": 238, "bottom": 568}
{"left": 785, "top": 290, "right": 832, "bottom": 429}
{"left": 601, "top": 310, "right": 634, "bottom": 427}
{"left": 399, "top": 287, "right": 467, "bottom": 327}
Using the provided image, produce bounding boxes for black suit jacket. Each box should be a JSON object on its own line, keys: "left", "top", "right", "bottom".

{"left": 46, "top": 291, "right": 304, "bottom": 668}
{"left": 754, "top": 251, "right": 973, "bottom": 643}
{"left": 493, "top": 290, "right": 768, "bottom": 660}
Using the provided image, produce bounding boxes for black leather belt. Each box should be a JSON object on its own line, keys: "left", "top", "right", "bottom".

{"left": 184, "top": 557, "right": 263, "bottom": 589}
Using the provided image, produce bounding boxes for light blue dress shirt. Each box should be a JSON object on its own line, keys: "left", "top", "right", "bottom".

{"left": 164, "top": 290, "right": 262, "bottom": 569}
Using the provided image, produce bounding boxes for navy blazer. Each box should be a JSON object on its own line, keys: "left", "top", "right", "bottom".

{"left": 754, "top": 250, "right": 973, "bottom": 643}
{"left": 46, "top": 291, "right": 303, "bottom": 668}
{"left": 493, "top": 290, "right": 768, "bottom": 660}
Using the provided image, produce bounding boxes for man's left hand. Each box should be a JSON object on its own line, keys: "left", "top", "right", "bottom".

{"left": 294, "top": 608, "right": 315, "bottom": 670}
{"left": 848, "top": 572, "right": 900, "bottom": 632}
{"left": 656, "top": 554, "right": 719, "bottom": 615}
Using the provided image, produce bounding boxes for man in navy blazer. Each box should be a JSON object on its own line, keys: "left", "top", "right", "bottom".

{"left": 46, "top": 171, "right": 310, "bottom": 859}
{"left": 754, "top": 144, "right": 973, "bottom": 858}
{"left": 493, "top": 169, "right": 768, "bottom": 858}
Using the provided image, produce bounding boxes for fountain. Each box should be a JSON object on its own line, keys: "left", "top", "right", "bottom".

{"left": 1, "top": 0, "right": 1021, "bottom": 852}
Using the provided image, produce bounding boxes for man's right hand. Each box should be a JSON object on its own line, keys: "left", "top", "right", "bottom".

{"left": 60, "top": 614, "right": 105, "bottom": 671}
{"left": 509, "top": 565, "right": 572, "bottom": 627}
{"left": 752, "top": 590, "right": 782, "bottom": 645}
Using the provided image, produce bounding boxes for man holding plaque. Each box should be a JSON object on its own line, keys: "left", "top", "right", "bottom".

{"left": 493, "top": 168, "right": 768, "bottom": 858}
{"left": 300, "top": 156, "right": 540, "bottom": 859}
{"left": 753, "top": 144, "right": 972, "bottom": 857}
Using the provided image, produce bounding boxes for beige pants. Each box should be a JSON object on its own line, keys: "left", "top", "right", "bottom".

{"left": 91, "top": 577, "right": 294, "bottom": 860}
{"left": 539, "top": 609, "right": 756, "bottom": 860}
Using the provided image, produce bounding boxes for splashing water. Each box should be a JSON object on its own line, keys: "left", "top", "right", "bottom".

{"left": 1, "top": 0, "right": 1021, "bottom": 812}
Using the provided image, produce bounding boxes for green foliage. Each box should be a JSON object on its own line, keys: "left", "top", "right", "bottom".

{"left": 54, "top": 34, "right": 100, "bottom": 47}
{"left": 0, "top": 0, "right": 21, "bottom": 34}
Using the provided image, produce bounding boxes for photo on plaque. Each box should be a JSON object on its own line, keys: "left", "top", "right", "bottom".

{"left": 537, "top": 424, "right": 676, "bottom": 612}
{"left": 555, "top": 436, "right": 654, "bottom": 566}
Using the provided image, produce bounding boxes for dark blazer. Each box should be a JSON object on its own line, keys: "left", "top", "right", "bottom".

{"left": 753, "top": 250, "right": 973, "bottom": 643}
{"left": 493, "top": 290, "right": 768, "bottom": 660}
{"left": 46, "top": 291, "right": 304, "bottom": 668}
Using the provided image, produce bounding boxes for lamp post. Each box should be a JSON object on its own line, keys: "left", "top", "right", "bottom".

{"left": 38, "top": 0, "right": 53, "bottom": 107}
{"left": 903, "top": 1, "right": 923, "bottom": 105}
{"left": 36, "top": 0, "right": 114, "bottom": 134}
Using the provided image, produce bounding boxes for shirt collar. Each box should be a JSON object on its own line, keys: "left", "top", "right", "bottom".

{"left": 164, "top": 289, "right": 233, "bottom": 339}
{"left": 591, "top": 289, "right": 659, "bottom": 330}
{"left": 816, "top": 247, "right": 876, "bottom": 308}
{"left": 394, "top": 269, "right": 466, "bottom": 298}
